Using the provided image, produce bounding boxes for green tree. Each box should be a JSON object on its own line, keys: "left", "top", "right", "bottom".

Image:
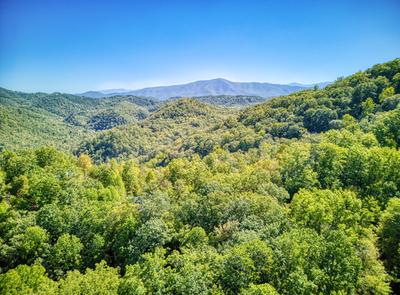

{"left": 121, "top": 160, "right": 141, "bottom": 195}
{"left": 279, "top": 143, "right": 318, "bottom": 196}
{"left": 59, "top": 261, "right": 120, "bottom": 295}
{"left": 271, "top": 228, "right": 363, "bottom": 295}
{"left": 361, "top": 97, "right": 376, "bottom": 116}
{"left": 118, "top": 274, "right": 146, "bottom": 295}
{"left": 166, "top": 249, "right": 220, "bottom": 295}
{"left": 49, "top": 233, "right": 83, "bottom": 279}
{"left": 220, "top": 245, "right": 256, "bottom": 294}
{"left": 311, "top": 142, "right": 346, "bottom": 189}
{"left": 378, "top": 198, "right": 400, "bottom": 286}
{"left": 303, "top": 108, "right": 338, "bottom": 132}
{"left": 290, "top": 189, "right": 362, "bottom": 234}
{"left": 77, "top": 154, "right": 92, "bottom": 176}
{"left": 6, "top": 226, "right": 50, "bottom": 268}
{"left": 379, "top": 86, "right": 395, "bottom": 102}
{"left": 240, "top": 283, "right": 280, "bottom": 295}
{"left": 0, "top": 264, "right": 57, "bottom": 295}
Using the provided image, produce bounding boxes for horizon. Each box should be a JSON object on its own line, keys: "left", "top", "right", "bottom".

{"left": 1, "top": 0, "right": 399, "bottom": 93}
{"left": 1, "top": 76, "right": 332, "bottom": 95}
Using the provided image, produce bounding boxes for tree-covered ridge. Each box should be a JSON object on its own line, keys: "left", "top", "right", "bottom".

{"left": 0, "top": 104, "right": 92, "bottom": 151}
{"left": 0, "top": 88, "right": 159, "bottom": 119}
{"left": 1, "top": 89, "right": 263, "bottom": 153}
{"left": 77, "top": 99, "right": 236, "bottom": 163}
{"left": 239, "top": 59, "right": 400, "bottom": 136}
{"left": 171, "top": 95, "right": 267, "bottom": 107}
{"left": 77, "top": 59, "right": 400, "bottom": 163}
{"left": 0, "top": 88, "right": 160, "bottom": 151}
{"left": 0, "top": 59, "right": 399, "bottom": 294}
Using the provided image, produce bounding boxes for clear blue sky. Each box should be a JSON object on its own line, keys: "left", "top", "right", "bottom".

{"left": 0, "top": 0, "right": 399, "bottom": 93}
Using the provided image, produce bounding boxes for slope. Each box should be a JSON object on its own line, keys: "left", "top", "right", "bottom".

{"left": 0, "top": 88, "right": 160, "bottom": 150}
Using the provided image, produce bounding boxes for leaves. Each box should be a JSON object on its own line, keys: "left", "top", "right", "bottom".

{"left": 0, "top": 59, "right": 399, "bottom": 294}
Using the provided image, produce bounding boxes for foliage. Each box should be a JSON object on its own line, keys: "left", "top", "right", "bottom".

{"left": 378, "top": 198, "right": 400, "bottom": 286}
{"left": 0, "top": 59, "right": 399, "bottom": 294}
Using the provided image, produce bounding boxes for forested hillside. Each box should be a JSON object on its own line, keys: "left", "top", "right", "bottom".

{"left": 77, "top": 99, "right": 236, "bottom": 162}
{"left": 0, "top": 59, "right": 399, "bottom": 294}
{"left": 171, "top": 95, "right": 267, "bottom": 107}
{"left": 0, "top": 89, "right": 159, "bottom": 150}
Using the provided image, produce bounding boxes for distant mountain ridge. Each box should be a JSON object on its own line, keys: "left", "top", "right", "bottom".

{"left": 79, "top": 78, "right": 330, "bottom": 100}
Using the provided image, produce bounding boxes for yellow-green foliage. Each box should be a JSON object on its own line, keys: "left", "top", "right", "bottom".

{"left": 0, "top": 59, "right": 399, "bottom": 294}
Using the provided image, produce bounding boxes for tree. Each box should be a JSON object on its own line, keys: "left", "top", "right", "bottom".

{"left": 352, "top": 81, "right": 378, "bottom": 104}
{"left": 372, "top": 108, "right": 400, "bottom": 148}
{"left": 17, "top": 172, "right": 62, "bottom": 210}
{"left": 361, "top": 97, "right": 376, "bottom": 116}
{"left": 35, "top": 147, "right": 61, "bottom": 168}
{"left": 271, "top": 228, "right": 363, "bottom": 295}
{"left": 290, "top": 189, "right": 362, "bottom": 234}
{"left": 6, "top": 226, "right": 50, "bottom": 268}
{"left": 278, "top": 143, "right": 318, "bottom": 196}
{"left": 240, "top": 284, "right": 280, "bottom": 295}
{"left": 220, "top": 245, "right": 256, "bottom": 294}
{"left": 0, "top": 264, "right": 58, "bottom": 295}
{"left": 311, "top": 142, "right": 346, "bottom": 189}
{"left": 180, "top": 226, "right": 209, "bottom": 248}
{"left": 130, "top": 218, "right": 170, "bottom": 262}
{"left": 166, "top": 249, "right": 219, "bottom": 294}
{"left": 77, "top": 154, "right": 92, "bottom": 176}
{"left": 379, "top": 86, "right": 395, "bottom": 102}
{"left": 378, "top": 198, "right": 400, "bottom": 288}
{"left": 0, "top": 170, "right": 7, "bottom": 198}
{"left": 9, "top": 175, "right": 29, "bottom": 197}
{"left": 118, "top": 274, "right": 146, "bottom": 295}
{"left": 49, "top": 233, "right": 83, "bottom": 279}
{"left": 114, "top": 217, "right": 169, "bottom": 266}
{"left": 303, "top": 108, "right": 338, "bottom": 133}
{"left": 58, "top": 261, "right": 120, "bottom": 295}
{"left": 392, "top": 72, "right": 400, "bottom": 92}
{"left": 87, "top": 111, "right": 127, "bottom": 131}
{"left": 125, "top": 248, "right": 169, "bottom": 294}
{"left": 36, "top": 204, "right": 72, "bottom": 242}
{"left": 121, "top": 160, "right": 141, "bottom": 195}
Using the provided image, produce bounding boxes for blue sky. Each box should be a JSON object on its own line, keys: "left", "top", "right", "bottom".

{"left": 0, "top": 0, "right": 399, "bottom": 93}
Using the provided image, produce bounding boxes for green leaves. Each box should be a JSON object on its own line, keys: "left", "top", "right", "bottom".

{"left": 49, "top": 234, "right": 83, "bottom": 279}
{"left": 378, "top": 198, "right": 400, "bottom": 282}
{"left": 290, "top": 189, "right": 362, "bottom": 234}
{"left": 11, "top": 226, "right": 50, "bottom": 265}
{"left": 58, "top": 261, "right": 121, "bottom": 295}
{"left": 0, "top": 58, "right": 399, "bottom": 294}
{"left": 0, "top": 264, "right": 58, "bottom": 295}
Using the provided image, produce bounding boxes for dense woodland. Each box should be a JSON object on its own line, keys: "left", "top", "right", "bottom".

{"left": 0, "top": 59, "right": 399, "bottom": 294}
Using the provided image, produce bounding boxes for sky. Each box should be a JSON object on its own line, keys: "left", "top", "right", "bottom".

{"left": 0, "top": 0, "right": 399, "bottom": 93}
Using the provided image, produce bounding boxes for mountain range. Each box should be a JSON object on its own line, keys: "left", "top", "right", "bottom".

{"left": 79, "top": 78, "right": 330, "bottom": 100}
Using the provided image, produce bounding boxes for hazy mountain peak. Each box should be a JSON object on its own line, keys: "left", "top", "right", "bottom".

{"left": 288, "top": 81, "right": 331, "bottom": 88}
{"left": 79, "top": 78, "right": 329, "bottom": 100}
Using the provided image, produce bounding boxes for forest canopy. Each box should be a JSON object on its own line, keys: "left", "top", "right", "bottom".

{"left": 0, "top": 59, "right": 400, "bottom": 294}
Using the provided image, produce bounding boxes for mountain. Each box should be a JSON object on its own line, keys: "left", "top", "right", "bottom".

{"left": 0, "top": 87, "right": 160, "bottom": 151}
{"left": 170, "top": 95, "right": 267, "bottom": 107}
{"left": 79, "top": 78, "right": 328, "bottom": 99}
{"left": 79, "top": 91, "right": 106, "bottom": 99}
{"left": 288, "top": 81, "right": 331, "bottom": 88}
{"left": 76, "top": 99, "right": 235, "bottom": 162}
{"left": 79, "top": 89, "right": 131, "bottom": 98}
{"left": 76, "top": 59, "right": 400, "bottom": 162}
{"left": 1, "top": 59, "right": 399, "bottom": 294}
